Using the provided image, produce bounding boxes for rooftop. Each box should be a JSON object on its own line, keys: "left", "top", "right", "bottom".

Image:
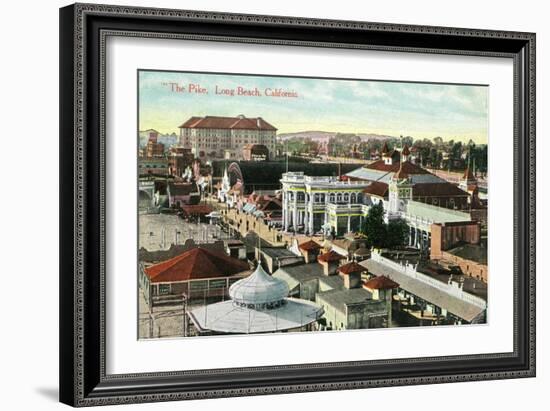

{"left": 189, "top": 298, "right": 322, "bottom": 334}
{"left": 362, "top": 181, "right": 389, "bottom": 198}
{"left": 362, "top": 259, "right": 485, "bottom": 322}
{"left": 318, "top": 250, "right": 346, "bottom": 263}
{"left": 274, "top": 263, "right": 327, "bottom": 286}
{"left": 364, "top": 276, "right": 399, "bottom": 290}
{"left": 179, "top": 115, "right": 277, "bottom": 131}
{"left": 445, "top": 243, "right": 488, "bottom": 266}
{"left": 299, "top": 240, "right": 322, "bottom": 251}
{"left": 180, "top": 204, "right": 214, "bottom": 215}
{"left": 316, "top": 288, "right": 375, "bottom": 314}
{"left": 338, "top": 261, "right": 366, "bottom": 275}
{"left": 229, "top": 264, "right": 289, "bottom": 305}
{"left": 259, "top": 247, "right": 301, "bottom": 259}
{"left": 144, "top": 247, "right": 250, "bottom": 283}
{"left": 367, "top": 159, "right": 430, "bottom": 174}
{"left": 139, "top": 240, "right": 225, "bottom": 263}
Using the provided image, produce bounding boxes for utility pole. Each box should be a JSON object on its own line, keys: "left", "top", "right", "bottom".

{"left": 285, "top": 141, "right": 289, "bottom": 173}
{"left": 182, "top": 295, "right": 188, "bottom": 337}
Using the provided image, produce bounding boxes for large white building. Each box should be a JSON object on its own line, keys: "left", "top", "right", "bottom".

{"left": 178, "top": 115, "right": 277, "bottom": 160}
{"left": 280, "top": 158, "right": 476, "bottom": 250}
{"left": 280, "top": 172, "right": 371, "bottom": 236}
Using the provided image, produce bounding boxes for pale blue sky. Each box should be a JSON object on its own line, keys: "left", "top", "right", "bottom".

{"left": 139, "top": 70, "right": 488, "bottom": 143}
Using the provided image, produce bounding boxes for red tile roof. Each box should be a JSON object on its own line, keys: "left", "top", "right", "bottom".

{"left": 178, "top": 116, "right": 277, "bottom": 131}
{"left": 381, "top": 142, "right": 389, "bottom": 154}
{"left": 393, "top": 162, "right": 409, "bottom": 180}
{"left": 144, "top": 247, "right": 250, "bottom": 283}
{"left": 179, "top": 116, "right": 202, "bottom": 128}
{"left": 299, "top": 240, "right": 322, "bottom": 251}
{"left": 181, "top": 204, "right": 213, "bottom": 215}
{"left": 338, "top": 261, "right": 365, "bottom": 274}
{"left": 412, "top": 183, "right": 468, "bottom": 197}
{"left": 318, "top": 250, "right": 345, "bottom": 263}
{"left": 363, "top": 181, "right": 389, "bottom": 198}
{"left": 366, "top": 159, "right": 430, "bottom": 174}
{"left": 364, "top": 276, "right": 399, "bottom": 289}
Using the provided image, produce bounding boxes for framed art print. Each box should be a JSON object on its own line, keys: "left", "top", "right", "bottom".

{"left": 59, "top": 3, "right": 536, "bottom": 406}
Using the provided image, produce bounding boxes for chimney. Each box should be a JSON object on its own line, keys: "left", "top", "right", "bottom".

{"left": 257, "top": 117, "right": 262, "bottom": 127}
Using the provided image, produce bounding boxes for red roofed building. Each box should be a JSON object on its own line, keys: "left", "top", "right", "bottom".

{"left": 363, "top": 275, "right": 400, "bottom": 324}
{"left": 347, "top": 148, "right": 471, "bottom": 210}
{"left": 298, "top": 239, "right": 322, "bottom": 263}
{"left": 362, "top": 181, "right": 389, "bottom": 199}
{"left": 318, "top": 250, "right": 345, "bottom": 263}
{"left": 338, "top": 261, "right": 365, "bottom": 275}
{"left": 459, "top": 165, "right": 482, "bottom": 208}
{"left": 178, "top": 115, "right": 277, "bottom": 160}
{"left": 139, "top": 247, "right": 251, "bottom": 307}
{"left": 338, "top": 261, "right": 366, "bottom": 289}
{"left": 317, "top": 250, "right": 346, "bottom": 275}
{"left": 299, "top": 239, "right": 322, "bottom": 252}
{"left": 364, "top": 276, "right": 400, "bottom": 290}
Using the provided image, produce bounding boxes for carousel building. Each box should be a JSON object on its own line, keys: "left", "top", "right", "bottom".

{"left": 189, "top": 263, "right": 324, "bottom": 334}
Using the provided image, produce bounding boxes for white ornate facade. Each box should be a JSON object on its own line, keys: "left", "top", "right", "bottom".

{"left": 280, "top": 172, "right": 371, "bottom": 236}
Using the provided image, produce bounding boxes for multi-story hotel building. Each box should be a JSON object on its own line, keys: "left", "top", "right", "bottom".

{"left": 178, "top": 115, "right": 277, "bottom": 160}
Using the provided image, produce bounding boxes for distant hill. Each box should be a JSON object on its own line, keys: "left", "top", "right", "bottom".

{"left": 277, "top": 130, "right": 396, "bottom": 142}
{"left": 277, "top": 131, "right": 335, "bottom": 142}
{"left": 139, "top": 129, "right": 179, "bottom": 147}
{"left": 356, "top": 133, "right": 396, "bottom": 141}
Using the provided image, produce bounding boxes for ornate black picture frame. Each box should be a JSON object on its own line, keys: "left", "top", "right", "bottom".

{"left": 59, "top": 3, "right": 535, "bottom": 407}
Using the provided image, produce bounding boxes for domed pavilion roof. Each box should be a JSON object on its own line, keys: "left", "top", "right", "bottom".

{"left": 229, "top": 263, "right": 289, "bottom": 306}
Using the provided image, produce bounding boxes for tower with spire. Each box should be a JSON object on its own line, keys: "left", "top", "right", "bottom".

{"left": 459, "top": 157, "right": 479, "bottom": 207}
{"left": 217, "top": 165, "right": 231, "bottom": 202}
{"left": 388, "top": 160, "right": 412, "bottom": 216}
{"left": 388, "top": 161, "right": 412, "bottom": 218}
{"left": 401, "top": 144, "right": 411, "bottom": 163}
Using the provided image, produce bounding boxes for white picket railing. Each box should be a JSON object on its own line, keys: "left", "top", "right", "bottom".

{"left": 371, "top": 252, "right": 486, "bottom": 309}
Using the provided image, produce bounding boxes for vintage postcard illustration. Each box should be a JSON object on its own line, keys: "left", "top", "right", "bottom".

{"left": 137, "top": 70, "right": 488, "bottom": 339}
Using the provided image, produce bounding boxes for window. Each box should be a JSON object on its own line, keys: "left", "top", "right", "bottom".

{"left": 158, "top": 284, "right": 171, "bottom": 295}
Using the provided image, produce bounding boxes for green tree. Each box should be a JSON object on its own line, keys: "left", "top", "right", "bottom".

{"left": 385, "top": 218, "right": 409, "bottom": 248}
{"left": 362, "top": 203, "right": 386, "bottom": 248}
{"left": 402, "top": 136, "right": 414, "bottom": 147}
